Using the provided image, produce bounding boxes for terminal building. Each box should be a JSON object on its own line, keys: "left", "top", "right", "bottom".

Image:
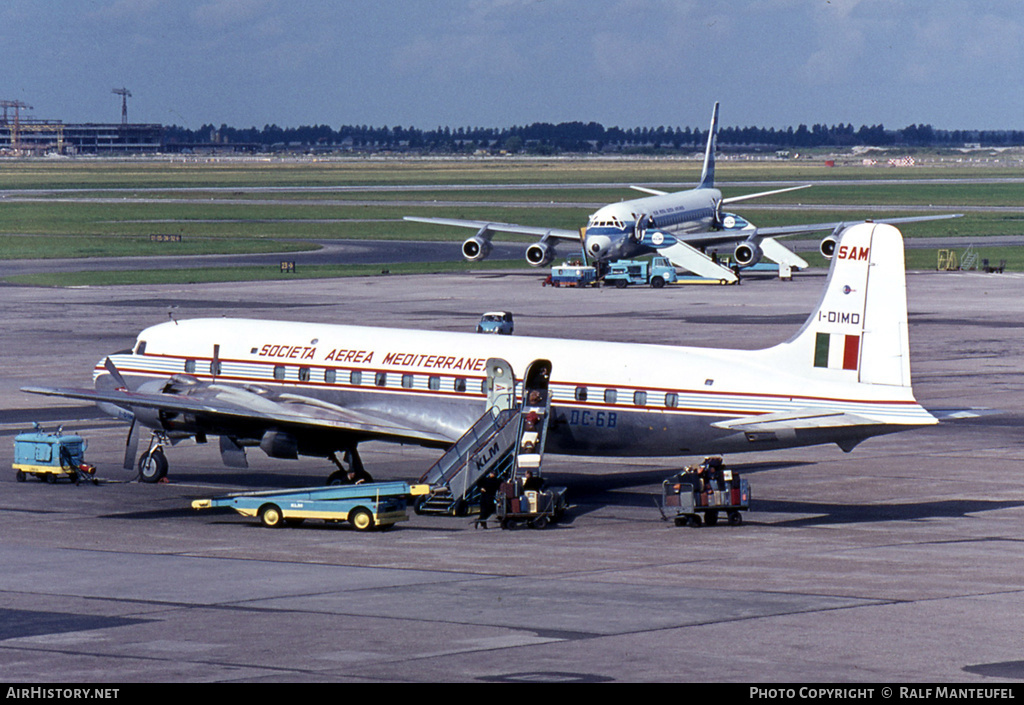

{"left": 0, "top": 121, "right": 165, "bottom": 155}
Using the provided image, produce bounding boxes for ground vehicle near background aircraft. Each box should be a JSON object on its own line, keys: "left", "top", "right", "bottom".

{"left": 604, "top": 257, "right": 679, "bottom": 288}
{"left": 405, "top": 103, "right": 960, "bottom": 282}
{"left": 23, "top": 223, "right": 936, "bottom": 482}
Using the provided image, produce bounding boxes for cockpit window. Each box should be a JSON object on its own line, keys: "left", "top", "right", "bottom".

{"left": 588, "top": 216, "right": 625, "bottom": 229}
{"left": 135, "top": 341, "right": 147, "bottom": 355}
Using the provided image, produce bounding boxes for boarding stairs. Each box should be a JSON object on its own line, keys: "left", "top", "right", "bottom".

{"left": 415, "top": 358, "right": 553, "bottom": 516}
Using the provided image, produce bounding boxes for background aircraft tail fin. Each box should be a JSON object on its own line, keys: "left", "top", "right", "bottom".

{"left": 698, "top": 102, "right": 719, "bottom": 189}
{"left": 767, "top": 222, "right": 913, "bottom": 389}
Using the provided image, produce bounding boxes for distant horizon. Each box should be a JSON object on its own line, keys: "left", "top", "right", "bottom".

{"left": 1, "top": 1, "right": 1019, "bottom": 132}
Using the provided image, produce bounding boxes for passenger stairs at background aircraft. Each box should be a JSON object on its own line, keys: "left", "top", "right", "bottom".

{"left": 415, "top": 359, "right": 553, "bottom": 516}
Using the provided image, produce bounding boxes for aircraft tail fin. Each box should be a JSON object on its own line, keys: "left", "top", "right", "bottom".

{"left": 698, "top": 102, "right": 719, "bottom": 189}
{"left": 768, "top": 222, "right": 915, "bottom": 389}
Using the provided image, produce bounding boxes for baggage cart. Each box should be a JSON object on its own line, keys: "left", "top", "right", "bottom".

{"left": 495, "top": 481, "right": 568, "bottom": 530}
{"left": 662, "top": 461, "right": 750, "bottom": 527}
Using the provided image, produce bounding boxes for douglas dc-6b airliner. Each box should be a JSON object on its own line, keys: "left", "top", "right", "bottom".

{"left": 406, "top": 103, "right": 960, "bottom": 282}
{"left": 23, "top": 222, "right": 937, "bottom": 483}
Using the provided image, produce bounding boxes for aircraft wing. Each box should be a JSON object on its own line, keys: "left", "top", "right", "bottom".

{"left": 403, "top": 216, "right": 581, "bottom": 241}
{"left": 750, "top": 213, "right": 962, "bottom": 238}
{"left": 21, "top": 384, "right": 457, "bottom": 448}
{"left": 681, "top": 214, "right": 962, "bottom": 248}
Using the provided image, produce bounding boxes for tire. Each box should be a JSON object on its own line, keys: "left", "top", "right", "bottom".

{"left": 529, "top": 515, "right": 549, "bottom": 530}
{"left": 650, "top": 276, "right": 665, "bottom": 289}
{"left": 138, "top": 449, "right": 168, "bottom": 483}
{"left": 349, "top": 507, "right": 375, "bottom": 531}
{"left": 259, "top": 504, "right": 284, "bottom": 528}
{"left": 614, "top": 279, "right": 627, "bottom": 289}
{"left": 728, "top": 511, "right": 744, "bottom": 526}
{"left": 704, "top": 511, "right": 719, "bottom": 527}
{"left": 16, "top": 470, "right": 26, "bottom": 483}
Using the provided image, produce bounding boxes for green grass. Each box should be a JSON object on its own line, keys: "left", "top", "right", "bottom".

{"left": 3, "top": 257, "right": 523, "bottom": 287}
{"left": 2, "top": 157, "right": 1021, "bottom": 282}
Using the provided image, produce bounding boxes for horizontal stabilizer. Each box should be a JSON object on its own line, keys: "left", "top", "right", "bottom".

{"left": 657, "top": 240, "right": 738, "bottom": 282}
{"left": 721, "top": 184, "right": 811, "bottom": 205}
{"left": 712, "top": 408, "right": 879, "bottom": 432}
{"left": 630, "top": 186, "right": 669, "bottom": 196}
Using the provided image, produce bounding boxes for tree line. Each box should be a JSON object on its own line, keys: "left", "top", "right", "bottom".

{"left": 163, "top": 121, "right": 1024, "bottom": 154}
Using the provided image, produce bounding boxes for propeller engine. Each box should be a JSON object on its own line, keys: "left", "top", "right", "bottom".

{"left": 733, "top": 239, "right": 763, "bottom": 268}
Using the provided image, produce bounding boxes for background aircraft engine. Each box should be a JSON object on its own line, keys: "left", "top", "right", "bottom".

{"left": 820, "top": 235, "right": 838, "bottom": 259}
{"left": 462, "top": 236, "right": 493, "bottom": 262}
{"left": 733, "top": 240, "right": 763, "bottom": 267}
{"left": 525, "top": 241, "right": 556, "bottom": 267}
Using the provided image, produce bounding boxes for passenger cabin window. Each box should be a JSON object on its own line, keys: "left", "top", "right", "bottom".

{"left": 575, "top": 387, "right": 588, "bottom": 402}
{"left": 428, "top": 376, "right": 441, "bottom": 391}
{"left": 273, "top": 365, "right": 286, "bottom": 381}
{"left": 184, "top": 359, "right": 196, "bottom": 374}
{"left": 298, "top": 367, "right": 311, "bottom": 382}
{"left": 324, "top": 369, "right": 336, "bottom": 384}
{"left": 401, "top": 374, "right": 414, "bottom": 389}
{"left": 665, "top": 392, "right": 678, "bottom": 408}
{"left": 375, "top": 372, "right": 387, "bottom": 387}
{"left": 633, "top": 391, "right": 647, "bottom": 407}
{"left": 454, "top": 377, "right": 467, "bottom": 393}
{"left": 604, "top": 389, "right": 617, "bottom": 404}
{"left": 210, "top": 360, "right": 222, "bottom": 376}
{"left": 350, "top": 370, "right": 362, "bottom": 386}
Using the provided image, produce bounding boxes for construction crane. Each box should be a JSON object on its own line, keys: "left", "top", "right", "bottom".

{"left": 1, "top": 100, "right": 33, "bottom": 152}
{"left": 112, "top": 88, "right": 131, "bottom": 125}
{"left": 1, "top": 99, "right": 32, "bottom": 125}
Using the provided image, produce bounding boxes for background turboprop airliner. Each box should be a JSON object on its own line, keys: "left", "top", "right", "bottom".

{"left": 405, "top": 103, "right": 960, "bottom": 282}
{"left": 24, "top": 222, "right": 937, "bottom": 483}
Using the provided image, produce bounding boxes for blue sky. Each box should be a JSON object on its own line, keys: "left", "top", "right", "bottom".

{"left": 1, "top": 0, "right": 1020, "bottom": 131}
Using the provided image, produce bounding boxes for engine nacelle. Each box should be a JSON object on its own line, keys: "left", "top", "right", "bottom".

{"left": 819, "top": 235, "right": 838, "bottom": 259}
{"left": 260, "top": 430, "right": 298, "bottom": 459}
{"left": 733, "top": 240, "right": 763, "bottom": 268}
{"left": 462, "top": 236, "right": 493, "bottom": 262}
{"left": 525, "top": 241, "right": 556, "bottom": 267}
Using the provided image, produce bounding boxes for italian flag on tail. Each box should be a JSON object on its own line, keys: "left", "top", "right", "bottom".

{"left": 814, "top": 332, "right": 860, "bottom": 371}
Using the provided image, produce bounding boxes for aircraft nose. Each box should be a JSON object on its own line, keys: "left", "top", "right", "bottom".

{"left": 587, "top": 234, "right": 610, "bottom": 257}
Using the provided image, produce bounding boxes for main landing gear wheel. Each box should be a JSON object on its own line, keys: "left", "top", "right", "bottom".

{"left": 138, "top": 449, "right": 168, "bottom": 483}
